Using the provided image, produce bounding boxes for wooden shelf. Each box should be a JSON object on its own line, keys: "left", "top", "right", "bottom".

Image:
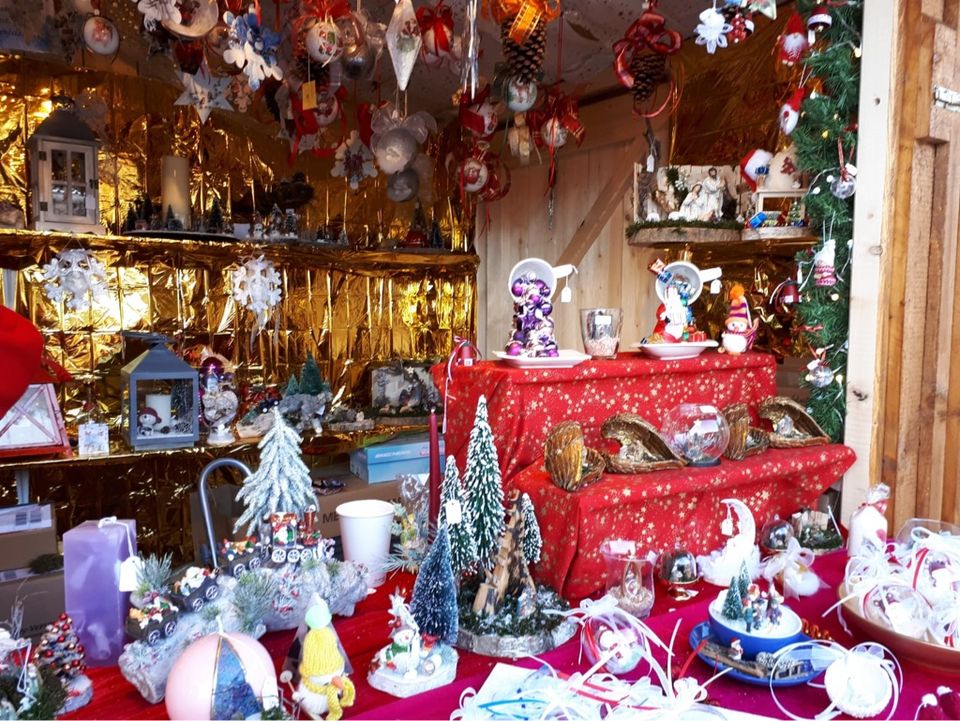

{"left": 627, "top": 225, "right": 742, "bottom": 247}
{"left": 0, "top": 229, "right": 479, "bottom": 276}
{"left": 627, "top": 224, "right": 818, "bottom": 253}
{"left": 740, "top": 227, "right": 817, "bottom": 242}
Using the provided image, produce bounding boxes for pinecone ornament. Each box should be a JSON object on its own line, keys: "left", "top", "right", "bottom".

{"left": 629, "top": 52, "right": 668, "bottom": 103}
{"left": 501, "top": 18, "right": 547, "bottom": 84}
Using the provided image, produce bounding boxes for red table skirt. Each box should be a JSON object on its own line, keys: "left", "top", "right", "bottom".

{"left": 69, "top": 549, "right": 956, "bottom": 721}
{"left": 511, "top": 444, "right": 857, "bottom": 600}
{"left": 433, "top": 351, "right": 777, "bottom": 485}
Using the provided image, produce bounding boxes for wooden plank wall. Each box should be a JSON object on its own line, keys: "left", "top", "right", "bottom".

{"left": 877, "top": 0, "right": 960, "bottom": 528}
{"left": 475, "top": 94, "right": 663, "bottom": 357}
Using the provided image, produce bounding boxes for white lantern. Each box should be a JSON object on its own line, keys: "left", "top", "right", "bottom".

{"left": 28, "top": 108, "right": 104, "bottom": 233}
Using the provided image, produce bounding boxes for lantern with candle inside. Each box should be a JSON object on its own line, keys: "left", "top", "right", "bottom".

{"left": 28, "top": 105, "right": 105, "bottom": 233}
{"left": 661, "top": 403, "right": 730, "bottom": 467}
{"left": 121, "top": 332, "right": 199, "bottom": 450}
{"left": 165, "top": 631, "right": 281, "bottom": 720}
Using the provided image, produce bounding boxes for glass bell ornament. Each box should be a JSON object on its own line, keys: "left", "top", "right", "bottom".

{"left": 661, "top": 403, "right": 730, "bottom": 467}
{"left": 760, "top": 515, "right": 795, "bottom": 554}
{"left": 864, "top": 584, "right": 929, "bottom": 639}
{"left": 657, "top": 544, "right": 700, "bottom": 600}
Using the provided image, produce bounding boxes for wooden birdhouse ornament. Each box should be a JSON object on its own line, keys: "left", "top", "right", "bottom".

{"left": 28, "top": 106, "right": 105, "bottom": 233}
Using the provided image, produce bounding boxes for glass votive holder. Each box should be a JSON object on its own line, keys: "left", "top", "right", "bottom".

{"left": 580, "top": 308, "right": 624, "bottom": 359}
{"left": 600, "top": 539, "right": 655, "bottom": 619}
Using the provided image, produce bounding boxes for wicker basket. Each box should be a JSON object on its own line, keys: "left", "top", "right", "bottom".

{"left": 600, "top": 412, "right": 687, "bottom": 473}
{"left": 759, "top": 397, "right": 829, "bottom": 448}
{"left": 722, "top": 403, "right": 770, "bottom": 460}
{"left": 543, "top": 421, "right": 606, "bottom": 491}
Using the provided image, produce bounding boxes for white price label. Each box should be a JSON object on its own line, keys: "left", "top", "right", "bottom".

{"left": 117, "top": 555, "right": 143, "bottom": 593}
{"left": 720, "top": 517, "right": 734, "bottom": 537}
{"left": 445, "top": 500, "right": 463, "bottom": 525}
{"left": 595, "top": 314, "right": 612, "bottom": 328}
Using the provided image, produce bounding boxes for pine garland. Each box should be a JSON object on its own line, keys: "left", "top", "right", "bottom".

{"left": 791, "top": 0, "right": 862, "bottom": 441}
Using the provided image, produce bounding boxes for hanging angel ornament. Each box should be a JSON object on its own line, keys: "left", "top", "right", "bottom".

{"left": 232, "top": 255, "right": 282, "bottom": 330}
{"left": 331, "top": 130, "right": 377, "bottom": 190}
{"left": 222, "top": 4, "right": 283, "bottom": 90}
{"left": 42, "top": 248, "right": 108, "bottom": 311}
{"left": 386, "top": 0, "right": 422, "bottom": 91}
{"left": 694, "top": 4, "right": 732, "bottom": 55}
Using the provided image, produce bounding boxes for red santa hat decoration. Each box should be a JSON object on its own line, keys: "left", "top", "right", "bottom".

{"left": 739, "top": 148, "right": 773, "bottom": 191}
{"left": 807, "top": 5, "right": 832, "bottom": 44}
{"left": 779, "top": 88, "right": 805, "bottom": 135}
{"left": 778, "top": 13, "right": 809, "bottom": 66}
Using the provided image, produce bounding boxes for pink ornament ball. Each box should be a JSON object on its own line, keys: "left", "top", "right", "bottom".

{"left": 505, "top": 341, "right": 523, "bottom": 356}
{"left": 165, "top": 632, "right": 278, "bottom": 721}
{"left": 511, "top": 279, "right": 525, "bottom": 298}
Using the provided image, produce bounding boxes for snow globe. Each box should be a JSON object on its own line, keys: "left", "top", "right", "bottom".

{"left": 657, "top": 543, "right": 700, "bottom": 600}
{"left": 760, "top": 515, "right": 795, "bottom": 555}
{"left": 661, "top": 404, "right": 730, "bottom": 467}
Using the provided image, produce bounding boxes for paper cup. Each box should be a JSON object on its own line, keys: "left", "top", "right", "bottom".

{"left": 336, "top": 499, "right": 394, "bottom": 587}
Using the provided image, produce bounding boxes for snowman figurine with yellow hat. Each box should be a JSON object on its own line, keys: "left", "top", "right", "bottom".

{"left": 293, "top": 600, "right": 356, "bottom": 721}
{"left": 721, "top": 284, "right": 759, "bottom": 355}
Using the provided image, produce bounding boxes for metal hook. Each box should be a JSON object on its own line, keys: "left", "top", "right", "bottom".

{"left": 198, "top": 457, "right": 252, "bottom": 568}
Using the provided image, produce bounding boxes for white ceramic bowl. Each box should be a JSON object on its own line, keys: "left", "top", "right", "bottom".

{"left": 631, "top": 340, "right": 718, "bottom": 360}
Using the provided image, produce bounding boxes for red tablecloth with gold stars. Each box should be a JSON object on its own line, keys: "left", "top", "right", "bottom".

{"left": 512, "top": 444, "right": 856, "bottom": 600}
{"left": 433, "top": 351, "right": 778, "bottom": 485}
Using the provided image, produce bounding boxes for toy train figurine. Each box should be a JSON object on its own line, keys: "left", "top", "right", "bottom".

{"left": 126, "top": 597, "right": 179, "bottom": 645}
{"left": 169, "top": 566, "right": 220, "bottom": 612}
{"left": 219, "top": 506, "right": 330, "bottom": 575}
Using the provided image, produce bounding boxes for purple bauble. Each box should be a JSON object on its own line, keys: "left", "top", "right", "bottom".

{"left": 513, "top": 330, "right": 525, "bottom": 342}
{"left": 511, "top": 279, "right": 525, "bottom": 298}
{"left": 527, "top": 292, "right": 542, "bottom": 306}
{"left": 505, "top": 341, "right": 523, "bottom": 356}
{"left": 545, "top": 348, "right": 560, "bottom": 357}
{"left": 540, "top": 301, "right": 553, "bottom": 316}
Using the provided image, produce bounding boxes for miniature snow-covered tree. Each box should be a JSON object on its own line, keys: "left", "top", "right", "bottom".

{"left": 35, "top": 613, "right": 86, "bottom": 681}
{"left": 409, "top": 525, "right": 459, "bottom": 645}
{"left": 463, "top": 395, "right": 504, "bottom": 569}
{"left": 438, "top": 456, "right": 477, "bottom": 577}
{"left": 722, "top": 577, "right": 743, "bottom": 621}
{"left": 519, "top": 493, "right": 542, "bottom": 564}
{"left": 299, "top": 352, "right": 324, "bottom": 395}
{"left": 736, "top": 561, "right": 750, "bottom": 599}
{"left": 234, "top": 408, "right": 316, "bottom": 535}
{"left": 164, "top": 205, "right": 183, "bottom": 231}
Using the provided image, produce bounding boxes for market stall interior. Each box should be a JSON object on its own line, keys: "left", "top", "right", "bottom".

{"left": 2, "top": 0, "right": 958, "bottom": 719}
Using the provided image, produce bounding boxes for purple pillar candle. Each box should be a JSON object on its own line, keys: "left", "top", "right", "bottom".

{"left": 63, "top": 518, "right": 137, "bottom": 666}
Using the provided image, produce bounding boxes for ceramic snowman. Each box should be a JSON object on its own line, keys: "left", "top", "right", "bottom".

{"left": 721, "top": 284, "right": 758, "bottom": 355}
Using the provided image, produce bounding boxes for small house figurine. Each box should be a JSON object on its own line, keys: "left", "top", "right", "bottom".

{"left": 28, "top": 106, "right": 105, "bottom": 233}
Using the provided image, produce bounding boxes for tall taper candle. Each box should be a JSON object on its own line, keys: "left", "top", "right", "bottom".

{"left": 428, "top": 407, "right": 441, "bottom": 533}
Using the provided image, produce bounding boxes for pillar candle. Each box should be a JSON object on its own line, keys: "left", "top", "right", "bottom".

{"left": 161, "top": 155, "right": 191, "bottom": 227}
{"left": 428, "top": 408, "right": 441, "bottom": 533}
{"left": 144, "top": 392, "right": 172, "bottom": 427}
{"left": 63, "top": 518, "right": 136, "bottom": 666}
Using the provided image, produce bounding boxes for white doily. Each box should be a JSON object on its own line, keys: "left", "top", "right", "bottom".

{"left": 232, "top": 255, "right": 282, "bottom": 329}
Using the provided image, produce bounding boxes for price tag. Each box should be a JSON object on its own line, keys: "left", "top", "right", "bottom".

{"left": 301, "top": 81, "right": 317, "bottom": 110}
{"left": 118, "top": 555, "right": 143, "bottom": 592}
{"left": 444, "top": 500, "right": 462, "bottom": 525}
{"left": 595, "top": 314, "right": 612, "bottom": 328}
{"left": 710, "top": 279, "right": 722, "bottom": 295}
{"left": 721, "top": 516, "right": 734, "bottom": 537}
{"left": 559, "top": 285, "right": 572, "bottom": 303}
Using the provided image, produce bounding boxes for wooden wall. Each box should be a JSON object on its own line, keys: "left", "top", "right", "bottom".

{"left": 475, "top": 94, "right": 663, "bottom": 357}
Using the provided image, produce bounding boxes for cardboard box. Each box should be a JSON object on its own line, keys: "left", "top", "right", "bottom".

{"left": 312, "top": 468, "right": 402, "bottom": 539}
{"left": 0, "top": 570, "right": 65, "bottom": 638}
{"left": 0, "top": 505, "right": 58, "bottom": 573}
{"left": 349, "top": 433, "right": 445, "bottom": 483}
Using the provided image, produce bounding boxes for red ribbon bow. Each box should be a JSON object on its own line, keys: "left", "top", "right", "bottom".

{"left": 458, "top": 83, "right": 496, "bottom": 138}
{"left": 612, "top": 10, "right": 682, "bottom": 89}
{"left": 529, "top": 85, "right": 584, "bottom": 147}
{"left": 416, "top": 2, "right": 454, "bottom": 54}
{"left": 294, "top": 0, "right": 350, "bottom": 37}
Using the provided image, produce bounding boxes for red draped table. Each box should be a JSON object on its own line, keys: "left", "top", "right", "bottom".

{"left": 511, "top": 444, "right": 857, "bottom": 599}
{"left": 433, "top": 352, "right": 777, "bottom": 485}
{"left": 68, "top": 550, "right": 954, "bottom": 720}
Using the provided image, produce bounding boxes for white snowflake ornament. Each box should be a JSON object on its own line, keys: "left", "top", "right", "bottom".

{"left": 232, "top": 255, "right": 282, "bottom": 329}
{"left": 695, "top": 6, "right": 732, "bottom": 54}
{"left": 175, "top": 63, "right": 233, "bottom": 123}
{"left": 331, "top": 130, "right": 377, "bottom": 190}
{"left": 42, "top": 249, "right": 108, "bottom": 311}
{"left": 222, "top": 5, "right": 283, "bottom": 90}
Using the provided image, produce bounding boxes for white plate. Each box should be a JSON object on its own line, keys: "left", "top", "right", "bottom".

{"left": 630, "top": 340, "right": 718, "bottom": 360}
{"left": 493, "top": 349, "right": 591, "bottom": 368}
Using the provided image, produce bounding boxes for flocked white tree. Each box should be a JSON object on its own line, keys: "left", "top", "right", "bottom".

{"left": 519, "top": 493, "right": 542, "bottom": 564}
{"left": 463, "top": 395, "right": 504, "bottom": 570}
{"left": 438, "top": 455, "right": 478, "bottom": 577}
{"left": 234, "top": 408, "right": 316, "bottom": 535}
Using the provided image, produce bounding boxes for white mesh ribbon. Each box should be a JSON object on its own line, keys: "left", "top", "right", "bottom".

{"left": 760, "top": 537, "right": 821, "bottom": 598}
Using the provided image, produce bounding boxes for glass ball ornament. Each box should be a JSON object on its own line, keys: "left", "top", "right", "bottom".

{"left": 374, "top": 128, "right": 418, "bottom": 174}
{"left": 305, "top": 18, "right": 344, "bottom": 65}
{"left": 505, "top": 77, "right": 538, "bottom": 113}
{"left": 581, "top": 614, "right": 646, "bottom": 675}
{"left": 661, "top": 403, "right": 730, "bottom": 467}
{"left": 83, "top": 15, "right": 120, "bottom": 55}
{"left": 459, "top": 156, "right": 489, "bottom": 193}
{"left": 830, "top": 175, "right": 857, "bottom": 199}
{"left": 342, "top": 41, "right": 374, "bottom": 79}
{"left": 864, "top": 584, "right": 929, "bottom": 639}
{"left": 541, "top": 118, "right": 568, "bottom": 150}
{"left": 386, "top": 168, "right": 419, "bottom": 203}
{"left": 760, "top": 515, "right": 795, "bottom": 553}
{"left": 806, "top": 362, "right": 835, "bottom": 388}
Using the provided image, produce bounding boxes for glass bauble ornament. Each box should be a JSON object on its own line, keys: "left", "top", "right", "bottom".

{"left": 305, "top": 18, "right": 343, "bottom": 65}
{"left": 581, "top": 612, "right": 646, "bottom": 675}
{"left": 864, "top": 584, "right": 929, "bottom": 639}
{"left": 342, "top": 40, "right": 374, "bottom": 79}
{"left": 83, "top": 15, "right": 120, "bottom": 55}
{"left": 505, "top": 77, "right": 538, "bottom": 113}
{"left": 657, "top": 544, "right": 700, "bottom": 600}
{"left": 760, "top": 515, "right": 795, "bottom": 553}
{"left": 374, "top": 127, "right": 418, "bottom": 174}
{"left": 386, "top": 169, "right": 419, "bottom": 203}
{"left": 541, "top": 117, "right": 568, "bottom": 150}
{"left": 661, "top": 403, "right": 730, "bottom": 466}
{"left": 459, "top": 156, "right": 489, "bottom": 193}
{"left": 807, "top": 362, "right": 835, "bottom": 388}
{"left": 830, "top": 175, "right": 857, "bottom": 199}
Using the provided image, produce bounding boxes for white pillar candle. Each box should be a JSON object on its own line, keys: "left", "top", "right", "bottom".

{"left": 161, "top": 155, "right": 191, "bottom": 227}
{"left": 144, "top": 393, "right": 172, "bottom": 427}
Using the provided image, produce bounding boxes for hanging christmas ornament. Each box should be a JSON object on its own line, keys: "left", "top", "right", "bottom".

{"left": 223, "top": 4, "right": 283, "bottom": 90}
{"left": 507, "top": 111, "right": 534, "bottom": 164}
{"left": 747, "top": 0, "right": 776, "bottom": 20}
{"left": 162, "top": 0, "right": 218, "bottom": 38}
{"left": 42, "top": 249, "right": 108, "bottom": 312}
{"left": 387, "top": 168, "right": 420, "bottom": 203}
{"left": 305, "top": 18, "right": 343, "bottom": 65}
{"left": 479, "top": 152, "right": 511, "bottom": 201}
{"left": 723, "top": 8, "right": 754, "bottom": 44}
{"left": 485, "top": 0, "right": 559, "bottom": 84}
{"left": 530, "top": 84, "right": 583, "bottom": 151}
{"left": 232, "top": 255, "right": 282, "bottom": 331}
{"left": 339, "top": 11, "right": 378, "bottom": 79}
{"left": 172, "top": 38, "right": 205, "bottom": 74}
{"left": 503, "top": 76, "right": 538, "bottom": 113}
{"left": 807, "top": 4, "right": 832, "bottom": 45}
{"left": 778, "top": 13, "right": 809, "bottom": 66}
{"left": 417, "top": 1, "right": 456, "bottom": 68}
{"left": 227, "top": 74, "right": 254, "bottom": 112}
{"left": 458, "top": 147, "right": 491, "bottom": 194}
{"left": 779, "top": 88, "right": 805, "bottom": 135}
{"left": 386, "top": 0, "right": 422, "bottom": 92}
{"left": 738, "top": 148, "right": 773, "bottom": 191}
{"left": 830, "top": 139, "right": 857, "bottom": 198}
{"left": 206, "top": 24, "right": 242, "bottom": 75}
{"left": 331, "top": 129, "right": 377, "bottom": 190}
{"left": 806, "top": 358, "right": 835, "bottom": 388}
{"left": 134, "top": 0, "right": 180, "bottom": 32}
{"left": 370, "top": 104, "right": 437, "bottom": 174}
{"left": 770, "top": 277, "right": 801, "bottom": 318}
{"left": 612, "top": 5, "right": 682, "bottom": 115}
{"left": 694, "top": 5, "right": 731, "bottom": 55}
{"left": 458, "top": 83, "right": 500, "bottom": 138}
{"left": 175, "top": 62, "right": 233, "bottom": 123}
{"left": 813, "top": 238, "right": 837, "bottom": 287}
{"left": 82, "top": 14, "right": 120, "bottom": 56}
{"left": 314, "top": 85, "right": 344, "bottom": 127}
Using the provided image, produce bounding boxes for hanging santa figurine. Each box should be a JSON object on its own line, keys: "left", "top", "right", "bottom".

{"left": 778, "top": 13, "right": 809, "bottom": 66}
{"left": 779, "top": 88, "right": 805, "bottom": 135}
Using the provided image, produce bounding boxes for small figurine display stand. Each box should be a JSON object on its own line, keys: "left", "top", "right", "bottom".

{"left": 292, "top": 600, "right": 357, "bottom": 721}
{"left": 847, "top": 483, "right": 890, "bottom": 556}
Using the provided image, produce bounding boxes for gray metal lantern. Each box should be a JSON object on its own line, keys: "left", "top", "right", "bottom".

{"left": 121, "top": 333, "right": 199, "bottom": 450}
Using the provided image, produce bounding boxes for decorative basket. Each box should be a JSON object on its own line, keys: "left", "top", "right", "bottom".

{"left": 600, "top": 412, "right": 686, "bottom": 473}
{"left": 722, "top": 403, "right": 770, "bottom": 460}
{"left": 544, "top": 421, "right": 605, "bottom": 491}
{"left": 759, "top": 397, "right": 829, "bottom": 448}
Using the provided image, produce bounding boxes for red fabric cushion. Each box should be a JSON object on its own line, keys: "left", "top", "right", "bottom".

{"left": 0, "top": 307, "right": 44, "bottom": 418}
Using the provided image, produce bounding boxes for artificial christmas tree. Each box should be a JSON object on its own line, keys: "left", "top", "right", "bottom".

{"left": 463, "top": 395, "right": 504, "bottom": 570}
{"left": 233, "top": 408, "right": 316, "bottom": 535}
{"left": 410, "top": 525, "right": 459, "bottom": 645}
{"left": 722, "top": 577, "right": 743, "bottom": 620}
{"left": 438, "top": 456, "right": 477, "bottom": 577}
{"left": 35, "top": 613, "right": 92, "bottom": 713}
{"left": 299, "top": 353, "right": 325, "bottom": 396}
{"left": 284, "top": 375, "right": 300, "bottom": 397}
{"left": 519, "top": 493, "right": 542, "bottom": 564}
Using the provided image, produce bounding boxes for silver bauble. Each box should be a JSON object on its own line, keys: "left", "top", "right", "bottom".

{"left": 342, "top": 41, "right": 374, "bottom": 80}
{"left": 374, "top": 128, "right": 418, "bottom": 174}
{"left": 387, "top": 169, "right": 419, "bottom": 203}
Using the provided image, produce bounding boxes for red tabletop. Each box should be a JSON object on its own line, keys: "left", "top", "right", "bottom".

{"left": 433, "top": 351, "right": 778, "bottom": 485}
{"left": 512, "top": 445, "right": 857, "bottom": 599}
{"left": 68, "top": 549, "right": 955, "bottom": 721}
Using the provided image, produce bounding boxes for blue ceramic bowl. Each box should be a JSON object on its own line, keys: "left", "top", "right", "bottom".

{"left": 707, "top": 593, "right": 804, "bottom": 659}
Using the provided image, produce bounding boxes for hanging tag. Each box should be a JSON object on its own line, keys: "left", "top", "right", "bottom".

{"left": 445, "top": 499, "right": 462, "bottom": 525}
{"left": 645, "top": 153, "right": 655, "bottom": 173}
{"left": 118, "top": 555, "right": 143, "bottom": 592}
{"left": 710, "top": 279, "right": 722, "bottom": 295}
{"left": 721, "top": 516, "right": 735, "bottom": 537}
{"left": 560, "top": 285, "right": 572, "bottom": 303}
{"left": 845, "top": 163, "right": 858, "bottom": 177}
{"left": 595, "top": 313, "right": 612, "bottom": 328}
{"left": 301, "top": 81, "right": 317, "bottom": 111}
